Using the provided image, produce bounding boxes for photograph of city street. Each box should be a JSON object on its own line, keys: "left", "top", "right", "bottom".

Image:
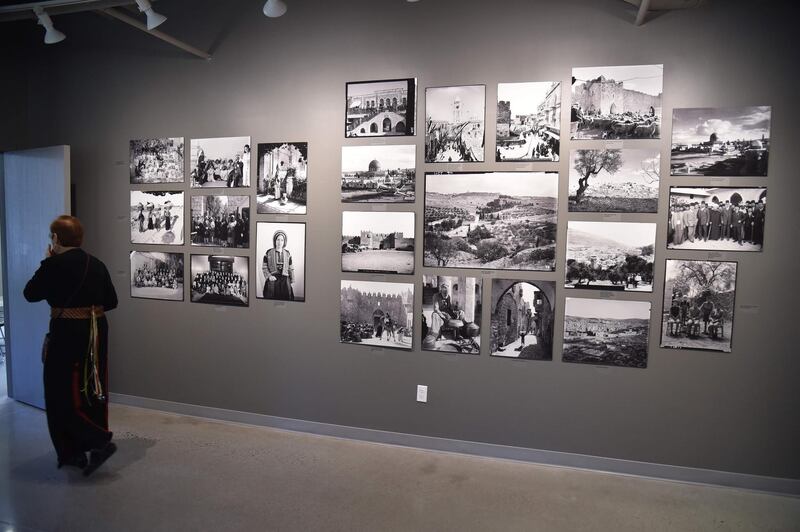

{"left": 256, "top": 142, "right": 308, "bottom": 214}
{"left": 190, "top": 255, "right": 249, "bottom": 307}
{"left": 130, "top": 137, "right": 184, "bottom": 184}
{"left": 190, "top": 195, "right": 250, "bottom": 248}
{"left": 425, "top": 85, "right": 485, "bottom": 162}
{"left": 490, "top": 280, "right": 555, "bottom": 360}
{"left": 130, "top": 190, "right": 184, "bottom": 245}
{"left": 671, "top": 106, "right": 771, "bottom": 176}
{"left": 667, "top": 187, "right": 766, "bottom": 252}
{"left": 661, "top": 259, "right": 737, "bottom": 353}
{"left": 421, "top": 275, "right": 482, "bottom": 354}
{"left": 565, "top": 221, "right": 656, "bottom": 292}
{"left": 568, "top": 148, "right": 660, "bottom": 213}
{"left": 340, "top": 280, "right": 414, "bottom": 350}
{"left": 130, "top": 251, "right": 184, "bottom": 301}
{"left": 341, "top": 145, "right": 415, "bottom": 203}
{"left": 255, "top": 222, "right": 306, "bottom": 302}
{"left": 563, "top": 298, "right": 651, "bottom": 368}
{"left": 341, "top": 211, "right": 415, "bottom": 274}
{"left": 345, "top": 78, "right": 416, "bottom": 137}
{"left": 570, "top": 64, "right": 663, "bottom": 139}
{"left": 424, "top": 172, "right": 558, "bottom": 271}
{"left": 190, "top": 136, "right": 250, "bottom": 188}
{"left": 496, "top": 81, "right": 560, "bottom": 162}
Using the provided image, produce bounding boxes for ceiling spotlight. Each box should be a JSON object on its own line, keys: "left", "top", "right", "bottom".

{"left": 33, "top": 6, "right": 66, "bottom": 44}
{"left": 263, "top": 0, "right": 287, "bottom": 18}
{"left": 135, "top": 0, "right": 167, "bottom": 30}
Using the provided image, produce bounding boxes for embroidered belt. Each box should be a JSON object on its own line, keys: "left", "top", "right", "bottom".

{"left": 51, "top": 306, "right": 105, "bottom": 319}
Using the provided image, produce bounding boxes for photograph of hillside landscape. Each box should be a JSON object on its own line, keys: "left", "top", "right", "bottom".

{"left": 563, "top": 297, "right": 651, "bottom": 368}
{"left": 568, "top": 148, "right": 660, "bottom": 213}
{"left": 424, "top": 171, "right": 558, "bottom": 271}
{"left": 565, "top": 221, "right": 656, "bottom": 292}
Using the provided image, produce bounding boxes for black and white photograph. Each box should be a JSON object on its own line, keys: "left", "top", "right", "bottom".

{"left": 130, "top": 190, "right": 184, "bottom": 245}
{"left": 667, "top": 187, "right": 766, "bottom": 251}
{"left": 563, "top": 298, "right": 651, "bottom": 368}
{"left": 256, "top": 142, "right": 308, "bottom": 214}
{"left": 568, "top": 148, "right": 660, "bottom": 213}
{"left": 570, "top": 64, "right": 663, "bottom": 139}
{"left": 565, "top": 221, "right": 656, "bottom": 292}
{"left": 190, "top": 195, "right": 250, "bottom": 248}
{"left": 661, "top": 259, "right": 737, "bottom": 353}
{"left": 130, "top": 251, "right": 184, "bottom": 301}
{"left": 256, "top": 222, "right": 306, "bottom": 302}
{"left": 490, "top": 279, "right": 555, "bottom": 360}
{"left": 671, "top": 106, "right": 771, "bottom": 176}
{"left": 340, "top": 280, "right": 414, "bottom": 350}
{"left": 424, "top": 172, "right": 558, "bottom": 271}
{"left": 130, "top": 137, "right": 184, "bottom": 184}
{"left": 345, "top": 78, "right": 416, "bottom": 137}
{"left": 341, "top": 211, "right": 415, "bottom": 275}
{"left": 190, "top": 136, "right": 251, "bottom": 188}
{"left": 421, "top": 275, "right": 482, "bottom": 355}
{"left": 496, "top": 81, "right": 561, "bottom": 162}
{"left": 425, "top": 85, "right": 485, "bottom": 163}
{"left": 341, "top": 145, "right": 415, "bottom": 203}
{"left": 190, "top": 255, "right": 249, "bottom": 307}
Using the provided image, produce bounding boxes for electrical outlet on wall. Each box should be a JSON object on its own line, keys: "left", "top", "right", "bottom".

{"left": 416, "top": 385, "right": 428, "bottom": 403}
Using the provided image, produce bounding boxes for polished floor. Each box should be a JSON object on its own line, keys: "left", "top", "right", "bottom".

{"left": 1, "top": 398, "right": 799, "bottom": 532}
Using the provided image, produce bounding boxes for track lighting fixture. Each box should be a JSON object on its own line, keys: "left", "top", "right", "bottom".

{"left": 263, "top": 0, "right": 287, "bottom": 18}
{"left": 135, "top": 0, "right": 167, "bottom": 30}
{"left": 33, "top": 6, "right": 66, "bottom": 44}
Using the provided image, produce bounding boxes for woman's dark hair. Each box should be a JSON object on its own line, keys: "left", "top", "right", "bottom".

{"left": 50, "top": 215, "right": 84, "bottom": 247}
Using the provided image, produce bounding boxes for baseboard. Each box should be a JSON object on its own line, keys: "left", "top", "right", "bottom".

{"left": 109, "top": 392, "right": 800, "bottom": 497}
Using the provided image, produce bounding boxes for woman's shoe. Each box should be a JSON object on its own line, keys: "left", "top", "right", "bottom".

{"left": 83, "top": 442, "right": 117, "bottom": 477}
{"left": 57, "top": 452, "right": 88, "bottom": 470}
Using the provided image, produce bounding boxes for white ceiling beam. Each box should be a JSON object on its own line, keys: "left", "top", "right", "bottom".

{"left": 635, "top": 0, "right": 652, "bottom": 25}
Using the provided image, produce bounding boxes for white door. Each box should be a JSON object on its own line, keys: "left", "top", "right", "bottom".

{"left": 2, "top": 146, "right": 70, "bottom": 409}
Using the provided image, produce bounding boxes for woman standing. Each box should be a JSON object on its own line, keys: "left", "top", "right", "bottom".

{"left": 262, "top": 230, "right": 294, "bottom": 300}
{"left": 24, "top": 216, "right": 118, "bottom": 476}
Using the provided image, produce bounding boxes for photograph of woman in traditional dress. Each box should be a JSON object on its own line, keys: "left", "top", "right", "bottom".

{"left": 256, "top": 222, "right": 306, "bottom": 302}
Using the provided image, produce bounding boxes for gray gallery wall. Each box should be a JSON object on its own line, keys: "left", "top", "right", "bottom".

{"left": 2, "top": 0, "right": 799, "bottom": 480}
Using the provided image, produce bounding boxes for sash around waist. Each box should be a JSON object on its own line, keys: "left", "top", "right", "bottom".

{"left": 50, "top": 306, "right": 105, "bottom": 319}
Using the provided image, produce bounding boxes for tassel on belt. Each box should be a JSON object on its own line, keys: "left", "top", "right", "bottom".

{"left": 50, "top": 306, "right": 105, "bottom": 319}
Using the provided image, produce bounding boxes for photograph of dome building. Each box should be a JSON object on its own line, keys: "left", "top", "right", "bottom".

{"left": 341, "top": 145, "right": 416, "bottom": 203}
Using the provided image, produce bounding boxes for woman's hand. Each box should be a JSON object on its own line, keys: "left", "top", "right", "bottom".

{"left": 268, "top": 275, "right": 276, "bottom": 281}
{"left": 46, "top": 244, "right": 54, "bottom": 258}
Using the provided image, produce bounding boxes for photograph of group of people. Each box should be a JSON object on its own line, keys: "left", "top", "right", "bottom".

{"left": 190, "top": 136, "right": 251, "bottom": 188}
{"left": 130, "top": 251, "right": 184, "bottom": 301}
{"left": 190, "top": 195, "right": 250, "bottom": 248}
{"left": 667, "top": 187, "right": 766, "bottom": 252}
{"left": 190, "top": 255, "right": 249, "bottom": 307}
{"left": 130, "top": 190, "right": 184, "bottom": 245}
{"left": 130, "top": 137, "right": 184, "bottom": 184}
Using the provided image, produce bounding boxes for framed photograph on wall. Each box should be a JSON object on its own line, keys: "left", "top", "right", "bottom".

{"left": 568, "top": 149, "right": 660, "bottom": 213}
{"left": 340, "top": 280, "right": 414, "bottom": 350}
{"left": 345, "top": 78, "right": 416, "bottom": 138}
{"left": 190, "top": 195, "right": 250, "bottom": 248}
{"left": 189, "top": 254, "right": 249, "bottom": 307}
{"left": 256, "top": 142, "right": 308, "bottom": 214}
{"left": 671, "top": 106, "right": 771, "bottom": 176}
{"left": 667, "top": 186, "right": 766, "bottom": 251}
{"left": 489, "top": 279, "right": 555, "bottom": 360}
{"left": 341, "top": 211, "right": 415, "bottom": 275}
{"left": 563, "top": 297, "right": 651, "bottom": 368}
{"left": 421, "top": 275, "right": 482, "bottom": 355}
{"left": 661, "top": 259, "right": 737, "bottom": 353}
{"left": 255, "top": 221, "right": 306, "bottom": 302}
{"left": 424, "top": 171, "right": 558, "bottom": 271}
{"left": 130, "top": 251, "right": 184, "bottom": 302}
{"left": 496, "top": 81, "right": 561, "bottom": 162}
{"left": 570, "top": 64, "right": 663, "bottom": 140}
{"left": 189, "top": 136, "right": 251, "bottom": 188}
{"left": 341, "top": 145, "right": 415, "bottom": 203}
{"left": 130, "top": 137, "right": 184, "bottom": 184}
{"left": 425, "top": 84, "right": 486, "bottom": 163}
{"left": 130, "top": 190, "right": 184, "bottom": 245}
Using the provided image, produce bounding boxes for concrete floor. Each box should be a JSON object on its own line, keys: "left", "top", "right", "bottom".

{"left": 1, "top": 398, "right": 799, "bottom": 532}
